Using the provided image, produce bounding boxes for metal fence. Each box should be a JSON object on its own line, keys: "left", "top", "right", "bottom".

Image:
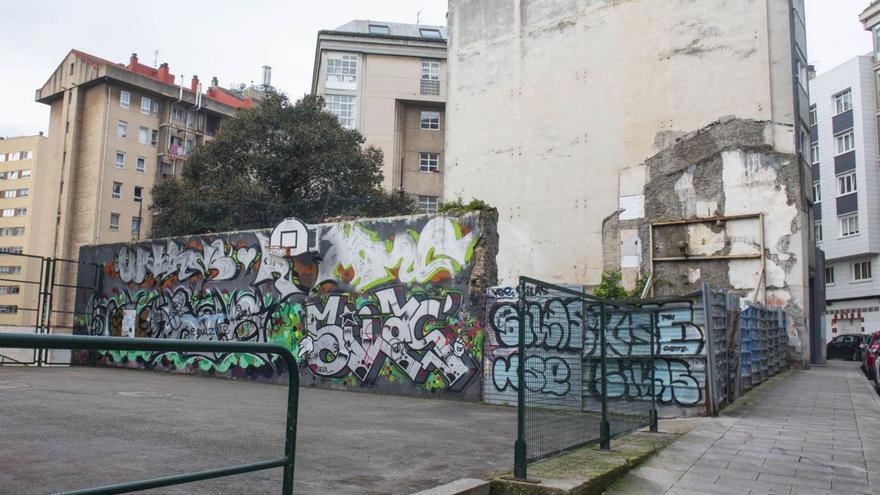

{"left": 0, "top": 253, "right": 101, "bottom": 366}
{"left": 513, "top": 277, "right": 657, "bottom": 478}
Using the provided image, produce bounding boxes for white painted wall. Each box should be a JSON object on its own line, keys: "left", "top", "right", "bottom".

{"left": 446, "top": 0, "right": 799, "bottom": 287}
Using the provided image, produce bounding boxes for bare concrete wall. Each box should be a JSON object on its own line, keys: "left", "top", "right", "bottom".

{"left": 609, "top": 118, "right": 810, "bottom": 365}
{"left": 444, "top": 0, "right": 801, "bottom": 283}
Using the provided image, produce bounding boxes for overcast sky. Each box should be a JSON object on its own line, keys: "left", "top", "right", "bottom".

{"left": 0, "top": 0, "right": 872, "bottom": 137}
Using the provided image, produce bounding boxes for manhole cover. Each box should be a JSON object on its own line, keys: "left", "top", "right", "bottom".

{"left": 116, "top": 391, "right": 173, "bottom": 398}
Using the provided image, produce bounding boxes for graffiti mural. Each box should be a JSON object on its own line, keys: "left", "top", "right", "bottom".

{"left": 75, "top": 214, "right": 487, "bottom": 400}
{"left": 482, "top": 288, "right": 707, "bottom": 413}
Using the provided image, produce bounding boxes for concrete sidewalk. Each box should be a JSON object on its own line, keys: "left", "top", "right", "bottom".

{"left": 0, "top": 366, "right": 515, "bottom": 494}
{"left": 606, "top": 361, "right": 880, "bottom": 495}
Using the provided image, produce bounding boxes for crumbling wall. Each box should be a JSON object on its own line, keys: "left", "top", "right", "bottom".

{"left": 74, "top": 213, "right": 498, "bottom": 401}
{"left": 609, "top": 118, "right": 810, "bottom": 367}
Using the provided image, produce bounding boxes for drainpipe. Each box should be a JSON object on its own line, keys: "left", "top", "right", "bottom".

{"left": 94, "top": 82, "right": 112, "bottom": 244}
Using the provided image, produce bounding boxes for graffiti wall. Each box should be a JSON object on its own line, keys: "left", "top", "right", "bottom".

{"left": 482, "top": 286, "right": 709, "bottom": 417}
{"left": 74, "top": 213, "right": 492, "bottom": 400}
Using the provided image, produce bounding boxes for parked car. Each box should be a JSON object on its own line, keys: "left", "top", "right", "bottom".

{"left": 827, "top": 334, "right": 867, "bottom": 361}
{"left": 862, "top": 331, "right": 880, "bottom": 379}
{"left": 872, "top": 348, "right": 880, "bottom": 395}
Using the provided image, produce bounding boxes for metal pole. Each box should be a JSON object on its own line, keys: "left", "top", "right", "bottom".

{"left": 649, "top": 311, "right": 658, "bottom": 433}
{"left": 513, "top": 277, "right": 528, "bottom": 478}
{"left": 599, "top": 302, "right": 610, "bottom": 450}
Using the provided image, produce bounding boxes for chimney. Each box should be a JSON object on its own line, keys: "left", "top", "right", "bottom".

{"left": 211, "top": 76, "right": 219, "bottom": 88}
{"left": 157, "top": 63, "right": 171, "bottom": 84}
{"left": 808, "top": 64, "right": 817, "bottom": 81}
{"left": 191, "top": 75, "right": 200, "bottom": 92}
{"left": 39, "top": 131, "right": 44, "bottom": 136}
{"left": 262, "top": 65, "right": 272, "bottom": 88}
{"left": 129, "top": 52, "right": 138, "bottom": 69}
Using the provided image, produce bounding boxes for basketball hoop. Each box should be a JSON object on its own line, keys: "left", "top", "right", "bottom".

{"left": 268, "top": 217, "right": 314, "bottom": 258}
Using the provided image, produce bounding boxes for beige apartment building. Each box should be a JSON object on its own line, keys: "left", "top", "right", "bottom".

{"left": 35, "top": 50, "right": 252, "bottom": 261}
{"left": 311, "top": 21, "right": 447, "bottom": 212}
{"left": 0, "top": 135, "right": 50, "bottom": 327}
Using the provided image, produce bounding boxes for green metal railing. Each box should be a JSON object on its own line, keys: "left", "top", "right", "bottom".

{"left": 0, "top": 333, "right": 300, "bottom": 495}
{"left": 513, "top": 277, "right": 659, "bottom": 479}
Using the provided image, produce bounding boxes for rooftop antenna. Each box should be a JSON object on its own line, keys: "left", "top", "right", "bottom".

{"left": 153, "top": 49, "right": 158, "bottom": 68}
{"left": 417, "top": 8, "right": 423, "bottom": 24}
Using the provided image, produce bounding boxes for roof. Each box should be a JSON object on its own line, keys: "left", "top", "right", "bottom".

{"left": 66, "top": 49, "right": 251, "bottom": 109}
{"left": 330, "top": 20, "right": 447, "bottom": 41}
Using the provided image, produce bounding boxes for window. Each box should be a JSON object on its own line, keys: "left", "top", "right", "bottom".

{"left": 120, "top": 90, "right": 130, "bottom": 109}
{"left": 139, "top": 126, "right": 149, "bottom": 144}
{"left": 131, "top": 217, "right": 141, "bottom": 236}
{"left": 0, "top": 266, "right": 21, "bottom": 275}
{"left": 151, "top": 129, "right": 159, "bottom": 146}
{"left": 841, "top": 213, "right": 860, "bottom": 237}
{"left": 814, "top": 220, "right": 822, "bottom": 243}
{"left": 152, "top": 101, "right": 160, "bottom": 115}
{"left": 10, "top": 152, "right": 19, "bottom": 161}
{"left": 837, "top": 171, "right": 857, "bottom": 196}
{"left": 420, "top": 111, "right": 440, "bottom": 130}
{"left": 421, "top": 60, "right": 440, "bottom": 81}
{"left": 0, "top": 228, "right": 24, "bottom": 237}
{"left": 134, "top": 186, "right": 143, "bottom": 202}
{"left": 0, "top": 286, "right": 20, "bottom": 295}
{"left": 326, "top": 53, "right": 358, "bottom": 89}
{"left": 117, "top": 121, "right": 128, "bottom": 138}
{"left": 109, "top": 213, "right": 120, "bottom": 231}
{"left": 325, "top": 94, "right": 356, "bottom": 128}
{"left": 111, "top": 182, "right": 122, "bottom": 199}
{"left": 418, "top": 195, "right": 439, "bottom": 213}
{"left": 0, "top": 247, "right": 22, "bottom": 254}
{"left": 813, "top": 182, "right": 821, "bottom": 203}
{"left": 811, "top": 143, "right": 819, "bottom": 165}
{"left": 0, "top": 154, "right": 5, "bottom": 162}
{"left": 421, "top": 60, "right": 441, "bottom": 96}
{"left": 172, "top": 107, "right": 183, "bottom": 121}
{"left": 835, "top": 131, "right": 854, "bottom": 155}
{"left": 796, "top": 57, "right": 807, "bottom": 90}
{"left": 1, "top": 189, "right": 27, "bottom": 199}
{"left": 834, "top": 90, "right": 852, "bottom": 115}
{"left": 0, "top": 306, "right": 18, "bottom": 314}
{"left": 1, "top": 209, "right": 24, "bottom": 218}
{"left": 874, "top": 26, "right": 880, "bottom": 62}
{"left": 115, "top": 152, "right": 125, "bottom": 169}
{"left": 420, "top": 28, "right": 442, "bottom": 39}
{"left": 136, "top": 157, "right": 146, "bottom": 173}
{"left": 419, "top": 153, "right": 439, "bottom": 172}
{"left": 854, "top": 261, "right": 873, "bottom": 281}
{"left": 69, "top": 62, "right": 75, "bottom": 76}
{"left": 3, "top": 191, "right": 15, "bottom": 199}
{"left": 368, "top": 24, "right": 390, "bottom": 34}
{"left": 20, "top": 170, "right": 30, "bottom": 178}
{"left": 16, "top": 189, "right": 27, "bottom": 197}
{"left": 141, "top": 96, "right": 151, "bottom": 115}
{"left": 810, "top": 105, "right": 817, "bottom": 127}
{"left": 7, "top": 171, "right": 18, "bottom": 180}
{"left": 21, "top": 151, "right": 31, "bottom": 160}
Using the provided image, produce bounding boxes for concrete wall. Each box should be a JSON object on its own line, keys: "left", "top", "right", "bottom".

{"left": 608, "top": 118, "right": 811, "bottom": 366}
{"left": 74, "top": 212, "right": 498, "bottom": 401}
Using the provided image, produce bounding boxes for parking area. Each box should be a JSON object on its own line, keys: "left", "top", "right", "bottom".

{"left": 0, "top": 367, "right": 515, "bottom": 494}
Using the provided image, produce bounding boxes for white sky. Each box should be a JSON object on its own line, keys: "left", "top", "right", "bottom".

{"left": 0, "top": 0, "right": 871, "bottom": 137}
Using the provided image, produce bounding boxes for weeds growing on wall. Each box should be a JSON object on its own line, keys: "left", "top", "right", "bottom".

{"left": 593, "top": 271, "right": 648, "bottom": 300}
{"left": 438, "top": 197, "right": 495, "bottom": 214}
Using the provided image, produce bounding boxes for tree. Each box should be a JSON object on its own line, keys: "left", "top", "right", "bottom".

{"left": 150, "top": 93, "right": 415, "bottom": 237}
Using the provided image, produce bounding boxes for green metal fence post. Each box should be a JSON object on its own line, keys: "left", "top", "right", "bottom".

{"left": 649, "top": 311, "right": 659, "bottom": 433}
{"left": 513, "top": 277, "right": 528, "bottom": 479}
{"left": 599, "top": 302, "right": 610, "bottom": 450}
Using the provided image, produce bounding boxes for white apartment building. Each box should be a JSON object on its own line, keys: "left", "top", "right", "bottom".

{"left": 811, "top": 55, "right": 880, "bottom": 339}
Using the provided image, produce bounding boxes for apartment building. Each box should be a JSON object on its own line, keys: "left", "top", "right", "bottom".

{"left": 446, "top": 0, "right": 818, "bottom": 366}
{"left": 311, "top": 20, "right": 447, "bottom": 212}
{"left": 35, "top": 50, "right": 252, "bottom": 260}
{"left": 0, "top": 135, "right": 50, "bottom": 327}
{"left": 809, "top": 56, "right": 880, "bottom": 339}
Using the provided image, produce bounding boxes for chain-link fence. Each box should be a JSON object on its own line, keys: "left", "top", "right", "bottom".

{"left": 513, "top": 277, "right": 657, "bottom": 477}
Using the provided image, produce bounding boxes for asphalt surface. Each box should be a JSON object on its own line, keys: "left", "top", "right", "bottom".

{"left": 0, "top": 367, "right": 516, "bottom": 494}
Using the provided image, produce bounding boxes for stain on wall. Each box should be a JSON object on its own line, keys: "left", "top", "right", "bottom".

{"left": 75, "top": 213, "right": 496, "bottom": 400}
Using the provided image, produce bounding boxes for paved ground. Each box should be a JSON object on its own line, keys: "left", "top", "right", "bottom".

{"left": 0, "top": 367, "right": 515, "bottom": 494}
{"left": 606, "top": 360, "right": 880, "bottom": 495}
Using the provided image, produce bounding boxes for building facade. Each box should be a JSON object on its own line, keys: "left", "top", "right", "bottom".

{"left": 445, "top": 0, "right": 817, "bottom": 366}
{"left": 809, "top": 55, "right": 880, "bottom": 340}
{"left": 35, "top": 50, "right": 251, "bottom": 258}
{"left": 0, "top": 135, "right": 51, "bottom": 327}
{"left": 311, "top": 21, "right": 447, "bottom": 212}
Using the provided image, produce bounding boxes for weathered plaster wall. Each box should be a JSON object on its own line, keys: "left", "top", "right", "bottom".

{"left": 446, "top": 0, "right": 799, "bottom": 288}
{"left": 610, "top": 119, "right": 811, "bottom": 366}
{"left": 74, "top": 213, "right": 497, "bottom": 400}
